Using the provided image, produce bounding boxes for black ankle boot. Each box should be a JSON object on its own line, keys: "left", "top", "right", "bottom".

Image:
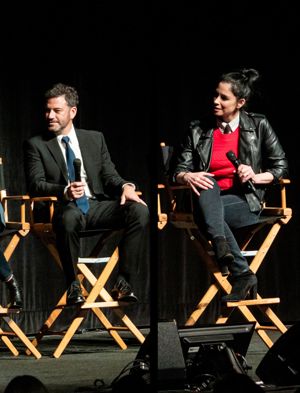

{"left": 212, "top": 236, "right": 234, "bottom": 276}
{"left": 222, "top": 270, "right": 257, "bottom": 302}
{"left": 5, "top": 275, "right": 23, "bottom": 309}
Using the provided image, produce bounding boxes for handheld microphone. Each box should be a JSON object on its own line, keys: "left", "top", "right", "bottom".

{"left": 73, "top": 158, "right": 82, "bottom": 182}
{"left": 226, "top": 150, "right": 257, "bottom": 193}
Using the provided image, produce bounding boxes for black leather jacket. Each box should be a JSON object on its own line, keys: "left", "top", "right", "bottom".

{"left": 173, "top": 111, "right": 289, "bottom": 212}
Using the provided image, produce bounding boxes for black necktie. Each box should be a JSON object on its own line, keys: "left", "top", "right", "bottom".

{"left": 62, "top": 136, "right": 89, "bottom": 214}
{"left": 224, "top": 124, "right": 231, "bottom": 134}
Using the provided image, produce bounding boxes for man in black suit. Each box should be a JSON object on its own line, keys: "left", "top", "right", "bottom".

{"left": 23, "top": 83, "right": 149, "bottom": 305}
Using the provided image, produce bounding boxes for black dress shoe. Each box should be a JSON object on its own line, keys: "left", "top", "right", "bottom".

{"left": 111, "top": 277, "right": 138, "bottom": 304}
{"left": 66, "top": 281, "right": 85, "bottom": 305}
{"left": 212, "top": 236, "right": 234, "bottom": 276}
{"left": 222, "top": 270, "right": 258, "bottom": 302}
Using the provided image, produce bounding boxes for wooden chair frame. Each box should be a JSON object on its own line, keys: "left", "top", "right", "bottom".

{"left": 27, "top": 196, "right": 145, "bottom": 358}
{"left": 158, "top": 143, "right": 292, "bottom": 348}
{"left": 0, "top": 158, "right": 41, "bottom": 358}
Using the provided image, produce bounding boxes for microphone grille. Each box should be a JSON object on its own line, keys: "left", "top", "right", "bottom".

{"left": 226, "top": 150, "right": 236, "bottom": 160}
{"left": 73, "top": 158, "right": 81, "bottom": 166}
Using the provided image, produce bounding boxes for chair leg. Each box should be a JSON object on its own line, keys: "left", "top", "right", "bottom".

{"left": 0, "top": 326, "right": 19, "bottom": 356}
{"left": 262, "top": 306, "right": 287, "bottom": 334}
{"left": 185, "top": 283, "right": 219, "bottom": 326}
{"left": 30, "top": 229, "right": 145, "bottom": 357}
{"left": 79, "top": 262, "right": 145, "bottom": 345}
{"left": 2, "top": 315, "right": 42, "bottom": 358}
{"left": 3, "top": 232, "right": 27, "bottom": 261}
{"left": 0, "top": 228, "right": 41, "bottom": 358}
{"left": 26, "top": 291, "right": 67, "bottom": 356}
{"left": 184, "top": 227, "right": 288, "bottom": 349}
{"left": 90, "top": 307, "right": 128, "bottom": 350}
{"left": 53, "top": 310, "right": 88, "bottom": 359}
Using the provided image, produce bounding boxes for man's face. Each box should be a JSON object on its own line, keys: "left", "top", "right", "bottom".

{"left": 45, "top": 95, "right": 77, "bottom": 135}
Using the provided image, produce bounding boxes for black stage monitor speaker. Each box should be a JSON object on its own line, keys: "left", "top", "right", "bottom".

{"left": 132, "top": 320, "right": 186, "bottom": 389}
{"left": 178, "top": 323, "right": 255, "bottom": 387}
{"left": 256, "top": 322, "right": 300, "bottom": 386}
{"left": 131, "top": 321, "right": 255, "bottom": 390}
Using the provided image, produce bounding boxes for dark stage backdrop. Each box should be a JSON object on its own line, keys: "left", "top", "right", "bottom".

{"left": 0, "top": 3, "right": 299, "bottom": 334}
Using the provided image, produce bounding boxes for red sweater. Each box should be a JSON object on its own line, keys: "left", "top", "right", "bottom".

{"left": 209, "top": 128, "right": 240, "bottom": 190}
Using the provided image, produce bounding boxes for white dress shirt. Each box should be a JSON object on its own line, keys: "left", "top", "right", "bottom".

{"left": 57, "top": 127, "right": 92, "bottom": 198}
{"left": 57, "top": 127, "right": 135, "bottom": 200}
{"left": 217, "top": 114, "right": 240, "bottom": 134}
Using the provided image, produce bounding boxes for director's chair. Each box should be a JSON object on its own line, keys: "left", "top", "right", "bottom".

{"left": 0, "top": 157, "right": 41, "bottom": 358}
{"left": 27, "top": 196, "right": 145, "bottom": 358}
{"left": 158, "top": 143, "right": 292, "bottom": 348}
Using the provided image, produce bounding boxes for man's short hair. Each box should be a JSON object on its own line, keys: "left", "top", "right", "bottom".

{"left": 45, "top": 83, "right": 79, "bottom": 107}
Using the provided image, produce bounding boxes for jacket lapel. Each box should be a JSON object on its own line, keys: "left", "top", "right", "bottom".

{"left": 76, "top": 130, "right": 96, "bottom": 187}
{"left": 238, "top": 111, "right": 256, "bottom": 164}
{"left": 46, "top": 137, "right": 69, "bottom": 183}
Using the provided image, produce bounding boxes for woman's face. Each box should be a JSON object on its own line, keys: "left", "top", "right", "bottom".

{"left": 213, "top": 81, "right": 245, "bottom": 122}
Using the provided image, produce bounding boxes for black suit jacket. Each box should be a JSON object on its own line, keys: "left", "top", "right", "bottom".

{"left": 23, "top": 128, "right": 132, "bottom": 200}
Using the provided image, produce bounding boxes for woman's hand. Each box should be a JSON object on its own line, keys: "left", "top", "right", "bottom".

{"left": 181, "top": 172, "right": 215, "bottom": 196}
{"left": 236, "top": 164, "right": 255, "bottom": 184}
{"left": 237, "top": 164, "right": 275, "bottom": 186}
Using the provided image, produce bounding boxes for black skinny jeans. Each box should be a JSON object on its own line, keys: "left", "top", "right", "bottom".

{"left": 193, "top": 178, "right": 261, "bottom": 276}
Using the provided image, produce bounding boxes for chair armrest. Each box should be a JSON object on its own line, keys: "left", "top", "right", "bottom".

{"left": 157, "top": 185, "right": 168, "bottom": 230}
{"left": 279, "top": 178, "right": 290, "bottom": 184}
{"left": 170, "top": 185, "right": 191, "bottom": 190}
{"left": 30, "top": 196, "right": 58, "bottom": 202}
{"left": 260, "top": 178, "right": 292, "bottom": 224}
{"left": 30, "top": 196, "right": 58, "bottom": 224}
{"left": 1, "top": 195, "right": 31, "bottom": 230}
{"left": 2, "top": 195, "right": 30, "bottom": 201}
{"left": 263, "top": 178, "right": 291, "bottom": 210}
{"left": 157, "top": 181, "right": 194, "bottom": 229}
{"left": 278, "top": 178, "right": 290, "bottom": 209}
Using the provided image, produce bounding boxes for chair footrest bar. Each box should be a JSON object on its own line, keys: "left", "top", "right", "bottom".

{"left": 0, "top": 331, "right": 18, "bottom": 336}
{"left": 256, "top": 326, "right": 284, "bottom": 331}
{"left": 81, "top": 301, "right": 120, "bottom": 308}
{"left": 0, "top": 308, "right": 21, "bottom": 314}
{"left": 107, "top": 326, "right": 131, "bottom": 331}
{"left": 78, "top": 257, "right": 110, "bottom": 264}
{"left": 208, "top": 250, "right": 258, "bottom": 257}
{"left": 37, "top": 331, "right": 66, "bottom": 336}
{"left": 241, "top": 250, "right": 258, "bottom": 257}
{"left": 226, "top": 297, "right": 280, "bottom": 307}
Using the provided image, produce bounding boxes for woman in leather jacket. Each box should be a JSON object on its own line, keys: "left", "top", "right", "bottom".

{"left": 172, "top": 68, "right": 288, "bottom": 301}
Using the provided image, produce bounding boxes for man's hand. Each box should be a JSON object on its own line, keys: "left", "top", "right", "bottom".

{"left": 67, "top": 181, "right": 86, "bottom": 200}
{"left": 120, "top": 184, "right": 147, "bottom": 206}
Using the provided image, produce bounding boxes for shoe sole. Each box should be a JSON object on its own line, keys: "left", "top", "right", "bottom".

{"left": 66, "top": 298, "right": 85, "bottom": 306}
{"left": 118, "top": 294, "right": 139, "bottom": 304}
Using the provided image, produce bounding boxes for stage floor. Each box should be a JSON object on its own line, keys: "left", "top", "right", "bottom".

{"left": 0, "top": 327, "right": 299, "bottom": 393}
